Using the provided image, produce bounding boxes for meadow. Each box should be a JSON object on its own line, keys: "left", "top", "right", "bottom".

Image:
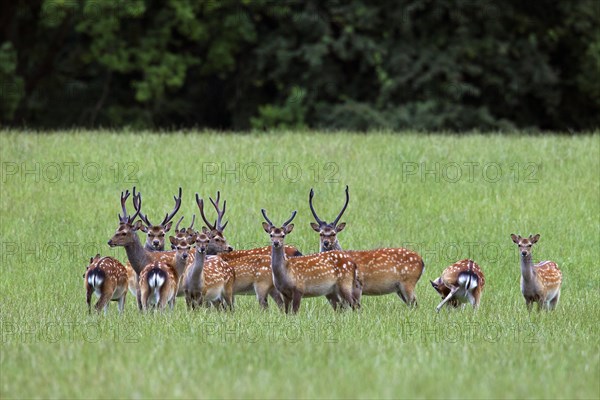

{"left": 0, "top": 130, "right": 598, "bottom": 399}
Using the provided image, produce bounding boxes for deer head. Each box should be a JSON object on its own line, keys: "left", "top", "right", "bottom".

{"left": 261, "top": 209, "right": 297, "bottom": 248}
{"left": 194, "top": 231, "right": 211, "bottom": 255}
{"left": 169, "top": 234, "right": 194, "bottom": 261}
{"left": 196, "top": 192, "right": 233, "bottom": 254}
{"left": 107, "top": 188, "right": 143, "bottom": 247}
{"left": 138, "top": 187, "right": 182, "bottom": 251}
{"left": 309, "top": 185, "right": 349, "bottom": 251}
{"left": 510, "top": 234, "right": 540, "bottom": 257}
{"left": 170, "top": 215, "right": 197, "bottom": 249}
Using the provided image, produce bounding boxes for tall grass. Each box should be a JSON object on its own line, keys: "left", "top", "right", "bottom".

{"left": 1, "top": 130, "right": 598, "bottom": 399}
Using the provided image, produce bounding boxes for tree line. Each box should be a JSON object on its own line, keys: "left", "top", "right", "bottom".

{"left": 1, "top": 0, "right": 598, "bottom": 131}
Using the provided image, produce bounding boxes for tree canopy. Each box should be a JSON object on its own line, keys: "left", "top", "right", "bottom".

{"left": 1, "top": 0, "right": 598, "bottom": 131}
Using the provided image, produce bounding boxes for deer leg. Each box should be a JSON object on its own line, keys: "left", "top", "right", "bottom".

{"left": 436, "top": 287, "right": 459, "bottom": 312}
{"left": 269, "top": 288, "right": 285, "bottom": 310}
{"left": 136, "top": 279, "right": 143, "bottom": 311}
{"left": 326, "top": 294, "right": 339, "bottom": 311}
{"left": 86, "top": 286, "right": 93, "bottom": 314}
{"left": 340, "top": 286, "right": 359, "bottom": 311}
{"left": 283, "top": 295, "right": 292, "bottom": 314}
{"left": 292, "top": 290, "right": 302, "bottom": 314}
{"left": 94, "top": 291, "right": 113, "bottom": 314}
{"left": 525, "top": 299, "right": 534, "bottom": 312}
{"left": 117, "top": 293, "right": 127, "bottom": 314}
{"left": 549, "top": 290, "right": 560, "bottom": 310}
{"left": 255, "top": 283, "right": 269, "bottom": 310}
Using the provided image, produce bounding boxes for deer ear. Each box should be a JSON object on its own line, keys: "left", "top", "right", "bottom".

{"left": 164, "top": 221, "right": 173, "bottom": 232}
{"left": 262, "top": 222, "right": 271, "bottom": 233}
{"left": 530, "top": 234, "right": 540, "bottom": 244}
{"left": 510, "top": 234, "right": 519, "bottom": 244}
{"left": 310, "top": 222, "right": 320, "bottom": 232}
{"left": 133, "top": 220, "right": 143, "bottom": 231}
{"left": 169, "top": 236, "right": 177, "bottom": 245}
{"left": 140, "top": 224, "right": 148, "bottom": 233}
{"left": 336, "top": 222, "right": 346, "bottom": 232}
{"left": 284, "top": 224, "right": 294, "bottom": 234}
{"left": 202, "top": 226, "right": 211, "bottom": 235}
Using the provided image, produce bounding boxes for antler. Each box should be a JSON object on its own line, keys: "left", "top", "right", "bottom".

{"left": 118, "top": 189, "right": 131, "bottom": 223}
{"left": 261, "top": 209, "right": 274, "bottom": 226}
{"left": 332, "top": 185, "right": 350, "bottom": 226}
{"left": 209, "top": 191, "right": 228, "bottom": 232}
{"left": 174, "top": 214, "right": 195, "bottom": 234}
{"left": 308, "top": 188, "right": 325, "bottom": 226}
{"left": 174, "top": 215, "right": 185, "bottom": 232}
{"left": 283, "top": 211, "right": 297, "bottom": 227}
{"left": 197, "top": 193, "right": 216, "bottom": 231}
{"left": 160, "top": 187, "right": 182, "bottom": 226}
{"left": 128, "top": 187, "right": 142, "bottom": 223}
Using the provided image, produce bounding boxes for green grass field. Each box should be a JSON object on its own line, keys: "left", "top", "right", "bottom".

{"left": 1, "top": 130, "right": 599, "bottom": 399}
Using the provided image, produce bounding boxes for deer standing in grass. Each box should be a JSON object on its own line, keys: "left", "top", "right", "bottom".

{"left": 309, "top": 186, "right": 424, "bottom": 306}
{"left": 107, "top": 188, "right": 183, "bottom": 310}
{"left": 180, "top": 231, "right": 235, "bottom": 310}
{"left": 511, "top": 234, "right": 562, "bottom": 311}
{"left": 261, "top": 209, "right": 361, "bottom": 314}
{"left": 84, "top": 254, "right": 130, "bottom": 314}
{"left": 136, "top": 234, "right": 194, "bottom": 311}
{"left": 430, "top": 259, "right": 485, "bottom": 311}
{"left": 137, "top": 187, "right": 182, "bottom": 251}
{"left": 196, "top": 194, "right": 283, "bottom": 309}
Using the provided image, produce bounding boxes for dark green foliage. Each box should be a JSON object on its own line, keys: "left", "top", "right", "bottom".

{"left": 0, "top": 0, "right": 598, "bottom": 131}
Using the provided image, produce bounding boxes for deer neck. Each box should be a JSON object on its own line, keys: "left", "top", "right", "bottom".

{"left": 188, "top": 250, "right": 205, "bottom": 288}
{"left": 174, "top": 253, "right": 189, "bottom": 278}
{"left": 321, "top": 240, "right": 342, "bottom": 252}
{"left": 124, "top": 235, "right": 151, "bottom": 275}
{"left": 271, "top": 244, "right": 290, "bottom": 288}
{"left": 520, "top": 253, "right": 535, "bottom": 284}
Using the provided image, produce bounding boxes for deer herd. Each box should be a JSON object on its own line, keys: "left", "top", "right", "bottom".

{"left": 83, "top": 186, "right": 563, "bottom": 315}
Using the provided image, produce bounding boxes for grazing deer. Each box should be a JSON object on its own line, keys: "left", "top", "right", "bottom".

{"left": 261, "top": 209, "right": 361, "bottom": 314}
{"left": 309, "top": 186, "right": 424, "bottom": 306}
{"left": 138, "top": 187, "right": 182, "bottom": 251}
{"left": 182, "top": 232, "right": 235, "bottom": 310}
{"left": 510, "top": 234, "right": 562, "bottom": 311}
{"left": 107, "top": 188, "right": 181, "bottom": 310}
{"left": 430, "top": 259, "right": 485, "bottom": 312}
{"left": 84, "top": 254, "right": 129, "bottom": 314}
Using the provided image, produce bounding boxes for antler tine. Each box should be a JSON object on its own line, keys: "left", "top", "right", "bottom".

{"left": 196, "top": 193, "right": 216, "bottom": 230}
{"left": 161, "top": 187, "right": 182, "bottom": 226}
{"left": 332, "top": 185, "right": 350, "bottom": 226}
{"left": 129, "top": 187, "right": 142, "bottom": 223}
{"left": 308, "top": 188, "right": 325, "bottom": 226}
{"left": 210, "top": 191, "right": 228, "bottom": 232}
{"left": 188, "top": 214, "right": 196, "bottom": 230}
{"left": 261, "top": 209, "right": 274, "bottom": 226}
{"left": 283, "top": 210, "right": 297, "bottom": 227}
{"left": 174, "top": 215, "right": 185, "bottom": 232}
{"left": 119, "top": 189, "right": 131, "bottom": 222}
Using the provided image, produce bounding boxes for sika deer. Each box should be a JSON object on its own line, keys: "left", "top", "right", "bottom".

{"left": 511, "top": 234, "right": 562, "bottom": 311}
{"left": 182, "top": 232, "right": 235, "bottom": 310}
{"left": 261, "top": 209, "right": 360, "bottom": 314}
{"left": 84, "top": 254, "right": 130, "bottom": 314}
{"left": 430, "top": 259, "right": 485, "bottom": 311}
{"left": 138, "top": 187, "right": 182, "bottom": 251}
{"left": 309, "top": 186, "right": 424, "bottom": 306}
